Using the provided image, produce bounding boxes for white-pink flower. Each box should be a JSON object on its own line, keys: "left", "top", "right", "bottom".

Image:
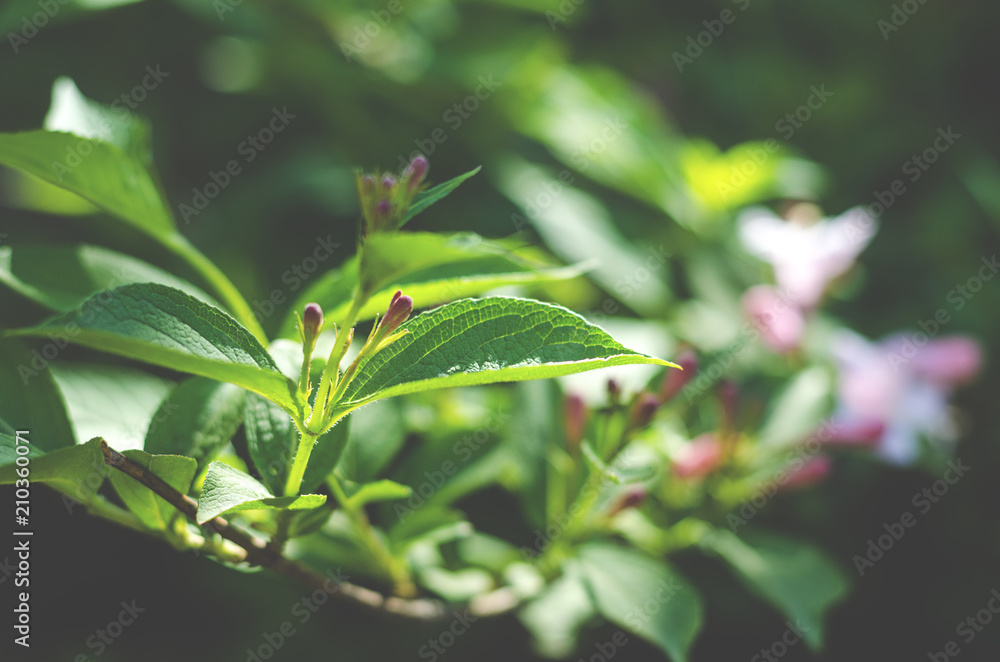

{"left": 738, "top": 205, "right": 877, "bottom": 310}
{"left": 742, "top": 284, "right": 806, "bottom": 353}
{"left": 832, "top": 330, "right": 982, "bottom": 464}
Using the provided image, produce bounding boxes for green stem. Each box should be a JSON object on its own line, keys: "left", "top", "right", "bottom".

{"left": 328, "top": 475, "right": 416, "bottom": 597}
{"left": 308, "top": 296, "right": 364, "bottom": 430}
{"left": 161, "top": 232, "right": 268, "bottom": 343}
{"left": 285, "top": 419, "right": 323, "bottom": 496}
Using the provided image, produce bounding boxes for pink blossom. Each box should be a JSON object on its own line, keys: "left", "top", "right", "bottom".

{"left": 742, "top": 285, "right": 806, "bottom": 353}
{"left": 832, "top": 330, "right": 982, "bottom": 464}
{"left": 738, "top": 206, "right": 877, "bottom": 310}
{"left": 782, "top": 455, "right": 833, "bottom": 489}
{"left": 673, "top": 433, "right": 724, "bottom": 479}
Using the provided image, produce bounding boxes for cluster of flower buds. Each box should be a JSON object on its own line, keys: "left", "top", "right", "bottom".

{"left": 355, "top": 156, "right": 429, "bottom": 235}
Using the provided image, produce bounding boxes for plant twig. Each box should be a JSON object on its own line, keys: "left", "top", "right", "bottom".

{"left": 99, "top": 440, "right": 516, "bottom": 621}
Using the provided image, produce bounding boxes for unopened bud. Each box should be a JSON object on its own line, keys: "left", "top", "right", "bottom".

{"left": 629, "top": 393, "right": 660, "bottom": 429}
{"left": 781, "top": 455, "right": 832, "bottom": 490}
{"left": 673, "top": 433, "right": 723, "bottom": 479}
{"left": 360, "top": 175, "right": 375, "bottom": 195}
{"left": 302, "top": 303, "right": 323, "bottom": 347}
{"left": 660, "top": 350, "right": 697, "bottom": 401}
{"left": 381, "top": 174, "right": 397, "bottom": 191}
{"left": 606, "top": 379, "right": 621, "bottom": 406}
{"left": 404, "top": 155, "right": 429, "bottom": 192}
{"left": 607, "top": 485, "right": 646, "bottom": 517}
{"left": 378, "top": 290, "right": 413, "bottom": 335}
{"left": 564, "top": 393, "right": 587, "bottom": 451}
{"left": 821, "top": 420, "right": 884, "bottom": 448}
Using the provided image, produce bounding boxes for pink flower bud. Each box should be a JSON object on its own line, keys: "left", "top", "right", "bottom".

{"left": 781, "top": 455, "right": 833, "bottom": 490}
{"left": 673, "top": 433, "right": 723, "bottom": 479}
{"left": 381, "top": 174, "right": 397, "bottom": 191}
{"left": 910, "top": 336, "right": 982, "bottom": 386}
{"left": 742, "top": 285, "right": 805, "bottom": 353}
{"left": 822, "top": 420, "right": 884, "bottom": 448}
{"left": 302, "top": 303, "right": 323, "bottom": 342}
{"left": 378, "top": 290, "right": 413, "bottom": 335}
{"left": 606, "top": 379, "right": 622, "bottom": 405}
{"left": 360, "top": 175, "right": 375, "bottom": 195}
{"left": 564, "top": 393, "right": 587, "bottom": 450}
{"left": 660, "top": 350, "right": 697, "bottom": 401}
{"left": 404, "top": 155, "right": 429, "bottom": 192}
{"left": 630, "top": 393, "right": 660, "bottom": 429}
{"left": 607, "top": 485, "right": 646, "bottom": 516}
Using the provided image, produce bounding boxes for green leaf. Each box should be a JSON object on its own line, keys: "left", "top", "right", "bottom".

{"left": 108, "top": 450, "right": 196, "bottom": 530}
{"left": 336, "top": 297, "right": 678, "bottom": 411}
{"left": 10, "top": 283, "right": 301, "bottom": 419}
{"left": 0, "top": 130, "right": 173, "bottom": 237}
{"left": 401, "top": 166, "right": 480, "bottom": 226}
{"left": 335, "top": 399, "right": 406, "bottom": 483}
{"left": 0, "top": 78, "right": 173, "bottom": 237}
{"left": 0, "top": 244, "right": 217, "bottom": 312}
{"left": 506, "top": 380, "right": 559, "bottom": 530}
{"left": 520, "top": 568, "right": 597, "bottom": 658}
{"left": 50, "top": 362, "right": 174, "bottom": 450}
{"left": 577, "top": 543, "right": 703, "bottom": 662}
{"left": 143, "top": 377, "right": 245, "bottom": 466}
{"left": 196, "top": 461, "right": 326, "bottom": 524}
{"left": 245, "top": 393, "right": 350, "bottom": 495}
{"left": 339, "top": 478, "right": 412, "bottom": 509}
{"left": 356, "top": 231, "right": 580, "bottom": 305}
{"left": 699, "top": 528, "right": 848, "bottom": 650}
{"left": 0, "top": 338, "right": 75, "bottom": 451}
{"left": 757, "top": 366, "right": 833, "bottom": 449}
{"left": 281, "top": 247, "right": 583, "bottom": 338}
{"left": 0, "top": 437, "right": 106, "bottom": 501}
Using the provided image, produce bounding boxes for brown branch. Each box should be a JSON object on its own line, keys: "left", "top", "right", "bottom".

{"left": 99, "top": 440, "right": 516, "bottom": 621}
